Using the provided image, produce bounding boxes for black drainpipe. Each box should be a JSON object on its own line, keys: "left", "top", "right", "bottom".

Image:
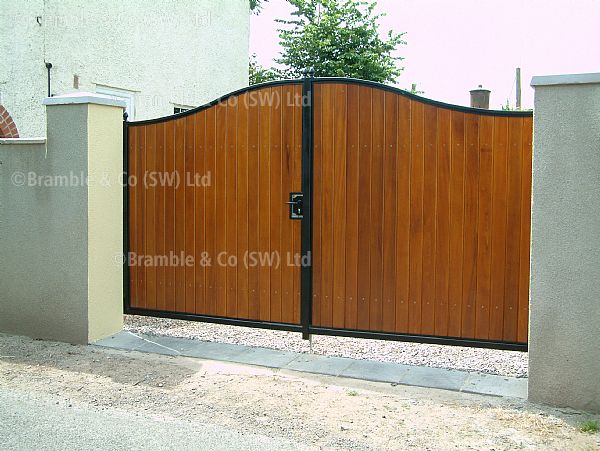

{"left": 45, "top": 62, "right": 52, "bottom": 97}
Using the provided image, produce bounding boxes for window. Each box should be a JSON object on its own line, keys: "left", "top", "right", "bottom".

{"left": 173, "top": 104, "right": 194, "bottom": 114}
{"left": 95, "top": 85, "right": 136, "bottom": 120}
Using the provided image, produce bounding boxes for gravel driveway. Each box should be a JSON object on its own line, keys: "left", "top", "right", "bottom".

{"left": 124, "top": 315, "right": 528, "bottom": 378}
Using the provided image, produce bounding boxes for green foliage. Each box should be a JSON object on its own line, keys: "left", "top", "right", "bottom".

{"left": 409, "top": 83, "right": 424, "bottom": 95}
{"left": 347, "top": 390, "right": 359, "bottom": 396}
{"left": 250, "top": 0, "right": 268, "bottom": 14}
{"left": 579, "top": 419, "right": 599, "bottom": 433}
{"left": 249, "top": 54, "right": 281, "bottom": 85}
{"left": 501, "top": 100, "right": 532, "bottom": 112}
{"left": 276, "top": 0, "right": 406, "bottom": 83}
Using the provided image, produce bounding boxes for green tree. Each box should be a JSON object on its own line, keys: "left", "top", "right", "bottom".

{"left": 250, "top": 0, "right": 268, "bottom": 14}
{"left": 276, "top": 0, "right": 406, "bottom": 83}
{"left": 249, "top": 54, "right": 281, "bottom": 85}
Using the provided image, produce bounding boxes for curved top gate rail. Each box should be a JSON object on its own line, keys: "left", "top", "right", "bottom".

{"left": 126, "top": 77, "right": 532, "bottom": 126}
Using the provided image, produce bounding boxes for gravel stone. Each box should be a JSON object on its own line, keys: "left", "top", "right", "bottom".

{"left": 124, "top": 315, "right": 528, "bottom": 378}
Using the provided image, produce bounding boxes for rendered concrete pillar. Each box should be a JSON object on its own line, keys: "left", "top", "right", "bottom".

{"left": 529, "top": 73, "right": 600, "bottom": 412}
{"left": 0, "top": 93, "right": 125, "bottom": 344}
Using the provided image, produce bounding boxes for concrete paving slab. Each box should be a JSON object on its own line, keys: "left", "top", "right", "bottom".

{"left": 399, "top": 366, "right": 470, "bottom": 392}
{"left": 182, "top": 340, "right": 251, "bottom": 361}
{"left": 94, "top": 331, "right": 527, "bottom": 399}
{"left": 461, "top": 372, "right": 528, "bottom": 398}
{"left": 340, "top": 359, "right": 410, "bottom": 383}
{"left": 232, "top": 347, "right": 300, "bottom": 368}
{"left": 94, "top": 331, "right": 145, "bottom": 351}
{"left": 136, "top": 340, "right": 182, "bottom": 356}
{"left": 283, "top": 354, "right": 354, "bottom": 376}
{"left": 136, "top": 334, "right": 207, "bottom": 353}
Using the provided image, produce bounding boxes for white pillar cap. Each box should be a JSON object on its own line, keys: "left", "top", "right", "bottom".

{"left": 43, "top": 92, "right": 126, "bottom": 108}
{"left": 531, "top": 72, "right": 600, "bottom": 87}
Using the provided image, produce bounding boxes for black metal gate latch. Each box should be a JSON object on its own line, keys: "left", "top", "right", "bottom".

{"left": 287, "top": 193, "right": 303, "bottom": 219}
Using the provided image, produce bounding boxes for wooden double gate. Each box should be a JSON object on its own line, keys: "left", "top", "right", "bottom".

{"left": 124, "top": 77, "right": 532, "bottom": 350}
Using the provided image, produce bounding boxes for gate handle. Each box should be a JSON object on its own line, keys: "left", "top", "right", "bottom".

{"left": 287, "top": 193, "right": 303, "bottom": 220}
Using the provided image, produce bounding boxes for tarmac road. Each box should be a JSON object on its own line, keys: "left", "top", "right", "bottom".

{"left": 0, "top": 388, "right": 303, "bottom": 451}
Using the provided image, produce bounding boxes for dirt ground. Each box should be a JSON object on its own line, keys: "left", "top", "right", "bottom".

{"left": 0, "top": 334, "right": 598, "bottom": 450}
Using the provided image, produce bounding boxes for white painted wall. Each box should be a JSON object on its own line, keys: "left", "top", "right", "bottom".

{"left": 0, "top": 0, "right": 249, "bottom": 137}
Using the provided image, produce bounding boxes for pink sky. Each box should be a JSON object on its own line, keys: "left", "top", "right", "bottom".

{"left": 251, "top": 0, "right": 600, "bottom": 109}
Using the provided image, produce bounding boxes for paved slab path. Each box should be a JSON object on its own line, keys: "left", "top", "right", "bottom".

{"left": 97, "top": 331, "right": 527, "bottom": 398}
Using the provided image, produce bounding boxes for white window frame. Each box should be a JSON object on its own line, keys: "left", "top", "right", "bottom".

{"left": 95, "top": 85, "right": 136, "bottom": 120}
{"left": 173, "top": 103, "right": 195, "bottom": 115}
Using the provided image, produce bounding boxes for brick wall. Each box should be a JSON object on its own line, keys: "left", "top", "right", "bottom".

{"left": 0, "top": 105, "right": 19, "bottom": 138}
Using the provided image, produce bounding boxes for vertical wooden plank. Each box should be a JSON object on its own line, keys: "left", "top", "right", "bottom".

{"left": 332, "top": 83, "right": 348, "bottom": 329}
{"left": 184, "top": 115, "right": 196, "bottom": 314}
{"left": 395, "top": 96, "right": 411, "bottom": 333}
{"left": 357, "top": 86, "right": 372, "bottom": 330}
{"left": 503, "top": 117, "right": 523, "bottom": 342}
{"left": 489, "top": 116, "right": 508, "bottom": 340}
{"left": 174, "top": 120, "right": 186, "bottom": 312}
{"left": 311, "top": 83, "right": 323, "bottom": 326}
{"left": 173, "top": 119, "right": 186, "bottom": 312}
{"left": 408, "top": 101, "right": 424, "bottom": 334}
{"left": 369, "top": 88, "right": 385, "bottom": 332}
{"left": 164, "top": 121, "right": 176, "bottom": 311}
{"left": 258, "top": 88, "right": 271, "bottom": 321}
{"left": 382, "top": 92, "right": 398, "bottom": 333}
{"left": 280, "top": 86, "right": 295, "bottom": 323}
{"left": 128, "top": 126, "right": 138, "bottom": 307}
{"left": 461, "top": 114, "right": 479, "bottom": 338}
{"left": 215, "top": 103, "right": 228, "bottom": 317}
{"left": 247, "top": 96, "right": 261, "bottom": 320}
{"left": 292, "top": 84, "right": 302, "bottom": 323}
{"left": 475, "top": 115, "right": 494, "bottom": 339}
{"left": 138, "top": 126, "right": 147, "bottom": 309}
{"left": 518, "top": 117, "right": 533, "bottom": 343}
{"left": 155, "top": 122, "right": 166, "bottom": 311}
{"left": 269, "top": 86, "right": 282, "bottom": 322}
{"left": 145, "top": 124, "right": 157, "bottom": 310}
{"left": 226, "top": 100, "right": 238, "bottom": 318}
{"left": 448, "top": 111, "right": 465, "bottom": 337}
{"left": 344, "top": 84, "right": 360, "bottom": 330}
{"left": 321, "top": 83, "right": 334, "bottom": 328}
{"left": 194, "top": 111, "right": 206, "bottom": 315}
{"left": 236, "top": 94, "right": 249, "bottom": 320}
{"left": 421, "top": 104, "right": 438, "bottom": 335}
{"left": 434, "top": 109, "right": 451, "bottom": 336}
{"left": 204, "top": 108, "right": 217, "bottom": 316}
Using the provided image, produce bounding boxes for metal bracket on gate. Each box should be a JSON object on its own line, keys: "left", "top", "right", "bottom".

{"left": 286, "top": 192, "right": 304, "bottom": 219}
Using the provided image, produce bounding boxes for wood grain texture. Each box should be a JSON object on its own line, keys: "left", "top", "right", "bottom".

{"left": 310, "top": 82, "right": 531, "bottom": 344}
{"left": 518, "top": 116, "right": 533, "bottom": 343}
{"left": 421, "top": 105, "right": 438, "bottom": 335}
{"left": 434, "top": 108, "right": 451, "bottom": 336}
{"left": 128, "top": 86, "right": 302, "bottom": 324}
{"left": 356, "top": 86, "right": 372, "bottom": 331}
{"left": 129, "top": 81, "right": 532, "bottom": 345}
{"left": 332, "top": 83, "right": 348, "bottom": 329}
{"left": 344, "top": 84, "right": 360, "bottom": 330}
{"left": 174, "top": 119, "right": 185, "bottom": 313}
{"left": 475, "top": 115, "right": 494, "bottom": 339}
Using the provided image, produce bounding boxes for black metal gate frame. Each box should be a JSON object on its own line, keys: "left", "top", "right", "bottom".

{"left": 123, "top": 75, "right": 529, "bottom": 352}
